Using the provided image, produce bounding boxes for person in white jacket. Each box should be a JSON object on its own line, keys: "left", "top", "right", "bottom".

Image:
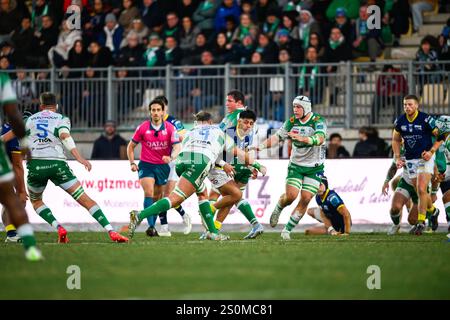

{"left": 48, "top": 19, "right": 82, "bottom": 67}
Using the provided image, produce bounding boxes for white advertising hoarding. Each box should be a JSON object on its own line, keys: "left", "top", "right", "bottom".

{"left": 2, "top": 160, "right": 446, "bottom": 225}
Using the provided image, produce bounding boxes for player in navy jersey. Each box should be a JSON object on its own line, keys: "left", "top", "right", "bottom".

{"left": 1, "top": 111, "right": 31, "bottom": 242}
{"left": 303, "top": 176, "right": 352, "bottom": 236}
{"left": 392, "top": 94, "right": 443, "bottom": 235}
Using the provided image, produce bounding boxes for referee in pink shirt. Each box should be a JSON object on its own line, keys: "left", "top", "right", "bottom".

{"left": 127, "top": 99, "right": 181, "bottom": 237}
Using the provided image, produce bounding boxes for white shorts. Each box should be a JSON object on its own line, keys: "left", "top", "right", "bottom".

{"left": 168, "top": 161, "right": 179, "bottom": 182}
{"left": 405, "top": 155, "right": 435, "bottom": 179}
{"left": 208, "top": 167, "right": 232, "bottom": 190}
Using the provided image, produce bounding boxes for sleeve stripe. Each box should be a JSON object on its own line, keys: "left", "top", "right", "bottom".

{"left": 337, "top": 204, "right": 345, "bottom": 211}
{"left": 131, "top": 139, "right": 139, "bottom": 144}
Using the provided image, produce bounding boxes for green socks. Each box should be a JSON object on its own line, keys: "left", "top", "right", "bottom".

{"left": 237, "top": 199, "right": 257, "bottom": 225}
{"left": 138, "top": 198, "right": 171, "bottom": 221}
{"left": 285, "top": 210, "right": 303, "bottom": 232}
{"left": 17, "top": 224, "right": 37, "bottom": 249}
{"left": 36, "top": 205, "right": 59, "bottom": 229}
{"left": 199, "top": 200, "right": 218, "bottom": 234}
{"left": 390, "top": 209, "right": 401, "bottom": 225}
{"left": 89, "top": 205, "right": 113, "bottom": 231}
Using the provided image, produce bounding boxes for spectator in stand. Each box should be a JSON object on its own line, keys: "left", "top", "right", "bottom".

{"left": 353, "top": 126, "right": 387, "bottom": 158}
{"left": 389, "top": 0, "right": 410, "bottom": 47}
{"left": 162, "top": 12, "right": 181, "bottom": 42}
{"left": 124, "top": 18, "right": 149, "bottom": 46}
{"left": 0, "top": 55, "right": 13, "bottom": 70}
{"left": 0, "top": 40, "right": 17, "bottom": 67}
{"left": 83, "top": 0, "right": 109, "bottom": 45}
{"left": 179, "top": 16, "right": 200, "bottom": 55}
{"left": 255, "top": 0, "right": 280, "bottom": 25}
{"left": 98, "top": 13, "right": 124, "bottom": 61}
{"left": 184, "top": 32, "right": 207, "bottom": 64}
{"left": 241, "top": 0, "right": 256, "bottom": 20}
{"left": 214, "top": 0, "right": 241, "bottom": 33}
{"left": 10, "top": 17, "right": 34, "bottom": 67}
{"left": 33, "top": 14, "right": 59, "bottom": 67}
{"left": 410, "top": 0, "right": 435, "bottom": 33}
{"left": 177, "top": 0, "right": 200, "bottom": 19}
{"left": 326, "top": 0, "right": 359, "bottom": 22}
{"left": 437, "top": 33, "right": 450, "bottom": 70}
{"left": 48, "top": 19, "right": 82, "bottom": 68}
{"left": 66, "top": 39, "right": 89, "bottom": 78}
{"left": 223, "top": 15, "right": 237, "bottom": 43}
{"left": 88, "top": 40, "right": 113, "bottom": 69}
{"left": 298, "top": 46, "right": 324, "bottom": 104}
{"left": 280, "top": 11, "right": 299, "bottom": 42}
{"left": 117, "top": 30, "right": 144, "bottom": 69}
{"left": 0, "top": 0, "right": 25, "bottom": 44}
{"left": 261, "top": 8, "right": 281, "bottom": 40}
{"left": 298, "top": 9, "right": 320, "bottom": 51}
{"left": 307, "top": 32, "right": 325, "bottom": 60}
{"left": 31, "top": 0, "right": 52, "bottom": 31}
{"left": 164, "top": 35, "right": 183, "bottom": 66}
{"left": 232, "top": 13, "right": 259, "bottom": 43}
{"left": 324, "top": 27, "right": 352, "bottom": 105}
{"left": 142, "top": 33, "right": 164, "bottom": 69}
{"left": 12, "top": 68, "right": 38, "bottom": 109}
{"left": 275, "top": 28, "right": 303, "bottom": 62}
{"left": 91, "top": 120, "right": 128, "bottom": 160}
{"left": 415, "top": 37, "right": 441, "bottom": 86}
{"left": 193, "top": 0, "right": 219, "bottom": 36}
{"left": 351, "top": 4, "right": 383, "bottom": 67}
{"left": 326, "top": 133, "right": 350, "bottom": 159}
{"left": 212, "top": 31, "right": 233, "bottom": 63}
{"left": 255, "top": 32, "right": 279, "bottom": 63}
{"left": 371, "top": 64, "right": 408, "bottom": 124}
{"left": 140, "top": 0, "right": 164, "bottom": 33}
{"left": 283, "top": 0, "right": 313, "bottom": 13}
{"left": 118, "top": 0, "right": 140, "bottom": 36}
{"left": 327, "top": 7, "right": 353, "bottom": 42}
{"left": 234, "top": 34, "right": 255, "bottom": 64}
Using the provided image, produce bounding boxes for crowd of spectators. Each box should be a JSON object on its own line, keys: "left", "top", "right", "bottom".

{"left": 0, "top": 0, "right": 448, "bottom": 74}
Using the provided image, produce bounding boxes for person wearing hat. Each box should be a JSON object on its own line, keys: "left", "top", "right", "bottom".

{"left": 91, "top": 120, "right": 128, "bottom": 160}
{"left": 326, "top": 0, "right": 359, "bottom": 22}
{"left": 327, "top": 7, "right": 352, "bottom": 41}
{"left": 98, "top": 12, "right": 124, "bottom": 60}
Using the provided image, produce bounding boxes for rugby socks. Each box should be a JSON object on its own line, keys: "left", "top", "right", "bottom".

{"left": 426, "top": 204, "right": 437, "bottom": 216}
{"left": 237, "top": 199, "right": 258, "bottom": 225}
{"left": 36, "top": 205, "right": 60, "bottom": 229}
{"left": 17, "top": 224, "right": 36, "bottom": 249}
{"left": 159, "top": 212, "right": 168, "bottom": 225}
{"left": 273, "top": 202, "right": 284, "bottom": 215}
{"left": 144, "top": 197, "right": 157, "bottom": 227}
{"left": 390, "top": 209, "right": 401, "bottom": 225}
{"left": 5, "top": 224, "right": 17, "bottom": 237}
{"left": 214, "top": 220, "right": 222, "bottom": 230}
{"left": 285, "top": 210, "right": 304, "bottom": 232}
{"left": 199, "top": 200, "right": 218, "bottom": 234}
{"left": 89, "top": 205, "right": 113, "bottom": 231}
{"left": 139, "top": 198, "right": 171, "bottom": 221}
{"left": 175, "top": 205, "right": 185, "bottom": 217}
{"left": 417, "top": 212, "right": 426, "bottom": 224}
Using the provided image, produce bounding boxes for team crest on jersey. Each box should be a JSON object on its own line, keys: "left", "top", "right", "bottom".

{"left": 414, "top": 125, "right": 422, "bottom": 131}
{"left": 401, "top": 125, "right": 407, "bottom": 131}
{"left": 290, "top": 116, "right": 295, "bottom": 123}
{"left": 408, "top": 124, "right": 414, "bottom": 133}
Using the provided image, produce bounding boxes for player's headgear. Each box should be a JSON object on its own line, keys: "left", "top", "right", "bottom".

{"left": 320, "top": 175, "right": 329, "bottom": 190}
{"left": 292, "top": 95, "right": 312, "bottom": 118}
{"left": 40, "top": 92, "right": 58, "bottom": 109}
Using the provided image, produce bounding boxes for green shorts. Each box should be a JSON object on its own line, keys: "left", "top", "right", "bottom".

{"left": 395, "top": 177, "right": 418, "bottom": 204}
{"left": 175, "top": 152, "right": 212, "bottom": 193}
{"left": 234, "top": 163, "right": 253, "bottom": 186}
{"left": 286, "top": 162, "right": 324, "bottom": 194}
{"left": 0, "top": 141, "right": 14, "bottom": 183}
{"left": 27, "top": 159, "right": 77, "bottom": 193}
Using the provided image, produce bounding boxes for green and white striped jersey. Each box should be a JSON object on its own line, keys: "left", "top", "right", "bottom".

{"left": 26, "top": 110, "right": 72, "bottom": 161}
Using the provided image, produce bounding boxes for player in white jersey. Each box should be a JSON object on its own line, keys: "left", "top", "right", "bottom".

{"left": 26, "top": 92, "right": 128, "bottom": 243}
{"left": 0, "top": 72, "right": 42, "bottom": 261}
{"left": 128, "top": 111, "right": 262, "bottom": 240}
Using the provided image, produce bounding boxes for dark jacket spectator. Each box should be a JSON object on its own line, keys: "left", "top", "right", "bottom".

{"left": 261, "top": 8, "right": 281, "bottom": 40}
{"left": 91, "top": 120, "right": 127, "bottom": 160}
{"left": 326, "top": 133, "right": 350, "bottom": 159}
{"left": 33, "top": 14, "right": 59, "bottom": 66}
{"left": 177, "top": 0, "right": 200, "bottom": 19}
{"left": 326, "top": 7, "right": 353, "bottom": 42}
{"left": 83, "top": 0, "right": 109, "bottom": 45}
{"left": 212, "top": 32, "right": 234, "bottom": 63}
{"left": 0, "top": 0, "right": 24, "bottom": 37}
{"left": 140, "top": 0, "right": 164, "bottom": 31}
{"left": 162, "top": 12, "right": 181, "bottom": 41}
{"left": 163, "top": 36, "right": 183, "bottom": 65}
{"left": 214, "top": 0, "right": 241, "bottom": 32}
{"left": 88, "top": 41, "right": 113, "bottom": 69}
{"left": 179, "top": 16, "right": 200, "bottom": 54}
{"left": 66, "top": 39, "right": 89, "bottom": 77}
{"left": 117, "top": 31, "right": 145, "bottom": 67}
{"left": 275, "top": 28, "right": 303, "bottom": 62}
{"left": 255, "top": 0, "right": 280, "bottom": 25}
{"left": 10, "top": 17, "right": 34, "bottom": 67}
{"left": 324, "top": 27, "right": 352, "bottom": 68}
{"left": 142, "top": 33, "right": 165, "bottom": 68}
{"left": 98, "top": 13, "right": 124, "bottom": 60}
{"left": 193, "top": 0, "right": 220, "bottom": 32}
{"left": 255, "top": 32, "right": 279, "bottom": 63}
{"left": 353, "top": 127, "right": 387, "bottom": 158}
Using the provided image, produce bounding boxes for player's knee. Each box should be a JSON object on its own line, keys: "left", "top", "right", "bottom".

{"left": 231, "top": 189, "right": 242, "bottom": 202}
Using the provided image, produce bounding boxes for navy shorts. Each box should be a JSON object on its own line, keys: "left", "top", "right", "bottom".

{"left": 328, "top": 214, "right": 350, "bottom": 233}
{"left": 138, "top": 161, "right": 170, "bottom": 185}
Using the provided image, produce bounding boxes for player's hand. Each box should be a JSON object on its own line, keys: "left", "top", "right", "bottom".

{"left": 130, "top": 163, "right": 138, "bottom": 172}
{"left": 258, "top": 164, "right": 267, "bottom": 176}
{"left": 421, "top": 150, "right": 433, "bottom": 161}
{"left": 18, "top": 191, "right": 28, "bottom": 205}
{"left": 395, "top": 158, "right": 405, "bottom": 169}
{"left": 162, "top": 156, "right": 171, "bottom": 164}
{"left": 223, "top": 163, "right": 235, "bottom": 178}
{"left": 251, "top": 168, "right": 258, "bottom": 179}
{"left": 381, "top": 181, "right": 389, "bottom": 196}
{"left": 81, "top": 159, "right": 92, "bottom": 172}
{"left": 287, "top": 132, "right": 303, "bottom": 142}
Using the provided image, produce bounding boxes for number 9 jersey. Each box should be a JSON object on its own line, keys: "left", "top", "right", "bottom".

{"left": 26, "top": 110, "right": 71, "bottom": 160}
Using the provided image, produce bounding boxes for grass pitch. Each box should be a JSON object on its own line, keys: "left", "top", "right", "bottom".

{"left": 1, "top": 232, "right": 449, "bottom": 299}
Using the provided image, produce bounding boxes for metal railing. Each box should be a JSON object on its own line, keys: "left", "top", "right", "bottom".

{"left": 4, "top": 61, "right": 449, "bottom": 130}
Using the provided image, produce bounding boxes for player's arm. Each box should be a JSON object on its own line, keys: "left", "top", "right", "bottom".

{"left": 169, "top": 142, "right": 181, "bottom": 161}
{"left": 59, "top": 131, "right": 92, "bottom": 171}
{"left": 382, "top": 162, "right": 398, "bottom": 195}
{"left": 257, "top": 134, "right": 280, "bottom": 151}
{"left": 1, "top": 130, "right": 15, "bottom": 143}
{"left": 392, "top": 130, "right": 403, "bottom": 168}
{"left": 127, "top": 140, "right": 138, "bottom": 171}
{"left": 3, "top": 103, "right": 28, "bottom": 151}
{"left": 337, "top": 204, "right": 352, "bottom": 235}
{"left": 289, "top": 131, "right": 326, "bottom": 146}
